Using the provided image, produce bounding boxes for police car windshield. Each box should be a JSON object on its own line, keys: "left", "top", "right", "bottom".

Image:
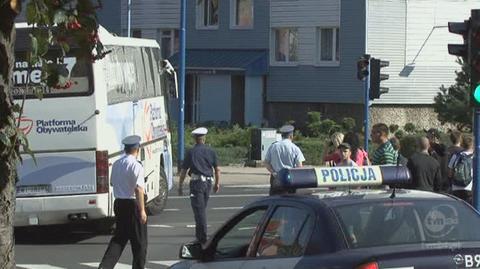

{"left": 334, "top": 200, "right": 480, "bottom": 248}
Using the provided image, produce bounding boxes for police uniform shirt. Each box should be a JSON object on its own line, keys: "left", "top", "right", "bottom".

{"left": 182, "top": 144, "right": 218, "bottom": 177}
{"left": 265, "top": 139, "right": 305, "bottom": 173}
{"left": 111, "top": 154, "right": 145, "bottom": 199}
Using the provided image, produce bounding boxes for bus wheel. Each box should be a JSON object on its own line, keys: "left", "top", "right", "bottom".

{"left": 146, "top": 167, "right": 168, "bottom": 215}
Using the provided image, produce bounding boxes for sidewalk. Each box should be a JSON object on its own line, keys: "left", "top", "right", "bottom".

{"left": 173, "top": 166, "right": 270, "bottom": 186}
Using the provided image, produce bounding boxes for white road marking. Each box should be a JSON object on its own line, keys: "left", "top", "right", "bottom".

{"left": 169, "top": 193, "right": 267, "bottom": 199}
{"left": 186, "top": 224, "right": 211, "bottom": 228}
{"left": 163, "top": 208, "right": 180, "bottom": 212}
{"left": 148, "top": 224, "right": 174, "bottom": 228}
{"left": 211, "top": 206, "right": 243, "bottom": 210}
{"left": 150, "top": 260, "right": 181, "bottom": 266}
{"left": 16, "top": 265, "right": 65, "bottom": 269}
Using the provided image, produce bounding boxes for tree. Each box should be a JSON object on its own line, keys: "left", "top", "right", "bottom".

{"left": 0, "top": 1, "right": 104, "bottom": 267}
{"left": 433, "top": 58, "right": 473, "bottom": 131}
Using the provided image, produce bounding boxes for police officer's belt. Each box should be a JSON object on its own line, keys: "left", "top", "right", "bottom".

{"left": 191, "top": 174, "right": 213, "bottom": 182}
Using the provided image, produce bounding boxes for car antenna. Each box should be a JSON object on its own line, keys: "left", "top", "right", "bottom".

{"left": 390, "top": 187, "right": 396, "bottom": 199}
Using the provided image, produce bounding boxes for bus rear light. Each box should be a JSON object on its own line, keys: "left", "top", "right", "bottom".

{"left": 96, "top": 151, "right": 109, "bottom": 193}
{"left": 88, "top": 199, "right": 97, "bottom": 205}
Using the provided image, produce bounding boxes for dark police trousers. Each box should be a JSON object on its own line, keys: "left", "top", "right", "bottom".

{"left": 99, "top": 199, "right": 147, "bottom": 269}
{"left": 190, "top": 179, "right": 212, "bottom": 244}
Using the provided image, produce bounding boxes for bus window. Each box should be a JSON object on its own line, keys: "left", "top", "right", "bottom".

{"left": 11, "top": 50, "right": 93, "bottom": 99}
{"left": 105, "top": 46, "right": 136, "bottom": 104}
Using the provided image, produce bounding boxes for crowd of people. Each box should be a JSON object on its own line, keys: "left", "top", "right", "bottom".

{"left": 324, "top": 124, "right": 474, "bottom": 204}
{"left": 265, "top": 123, "right": 475, "bottom": 205}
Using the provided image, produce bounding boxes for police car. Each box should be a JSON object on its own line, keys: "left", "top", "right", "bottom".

{"left": 170, "top": 166, "right": 480, "bottom": 269}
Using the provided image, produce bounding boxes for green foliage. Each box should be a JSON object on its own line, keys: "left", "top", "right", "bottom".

{"left": 433, "top": 58, "right": 472, "bottom": 131}
{"left": 394, "top": 130, "right": 405, "bottom": 140}
{"left": 389, "top": 124, "right": 399, "bottom": 134}
{"left": 296, "top": 138, "right": 325, "bottom": 165}
{"left": 307, "top": 111, "right": 321, "bottom": 124}
{"left": 341, "top": 117, "right": 356, "bottom": 132}
{"left": 404, "top": 123, "right": 416, "bottom": 133}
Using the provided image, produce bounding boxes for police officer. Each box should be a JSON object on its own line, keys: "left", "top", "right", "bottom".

{"left": 178, "top": 127, "right": 221, "bottom": 244}
{"left": 264, "top": 125, "right": 305, "bottom": 195}
{"left": 99, "top": 135, "right": 147, "bottom": 269}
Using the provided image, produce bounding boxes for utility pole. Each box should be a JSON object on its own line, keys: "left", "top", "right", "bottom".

{"left": 178, "top": 0, "right": 187, "bottom": 170}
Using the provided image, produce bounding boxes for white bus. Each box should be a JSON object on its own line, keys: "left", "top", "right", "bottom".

{"left": 13, "top": 24, "right": 176, "bottom": 230}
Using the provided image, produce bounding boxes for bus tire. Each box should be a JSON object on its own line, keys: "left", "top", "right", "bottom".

{"left": 146, "top": 167, "right": 168, "bottom": 215}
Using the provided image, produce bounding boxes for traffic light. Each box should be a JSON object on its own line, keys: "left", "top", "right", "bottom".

{"left": 447, "top": 21, "right": 469, "bottom": 60}
{"left": 369, "top": 58, "right": 389, "bottom": 100}
{"left": 471, "top": 10, "right": 480, "bottom": 106}
{"left": 357, "top": 55, "right": 370, "bottom": 80}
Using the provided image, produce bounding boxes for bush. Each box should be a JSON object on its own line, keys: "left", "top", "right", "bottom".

{"left": 404, "top": 123, "right": 416, "bottom": 133}
{"left": 296, "top": 138, "right": 325, "bottom": 165}
{"left": 389, "top": 124, "right": 399, "bottom": 134}
{"left": 170, "top": 124, "right": 250, "bottom": 165}
{"left": 394, "top": 130, "right": 405, "bottom": 140}
{"left": 307, "top": 111, "right": 322, "bottom": 124}
{"left": 341, "top": 117, "right": 356, "bottom": 132}
{"left": 319, "top": 119, "right": 338, "bottom": 135}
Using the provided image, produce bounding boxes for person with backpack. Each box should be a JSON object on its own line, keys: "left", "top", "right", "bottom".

{"left": 448, "top": 134, "right": 474, "bottom": 204}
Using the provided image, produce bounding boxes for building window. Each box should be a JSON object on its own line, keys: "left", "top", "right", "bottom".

{"left": 317, "top": 27, "right": 340, "bottom": 64}
{"left": 157, "top": 29, "right": 179, "bottom": 59}
{"left": 197, "top": 0, "right": 219, "bottom": 29}
{"left": 231, "top": 0, "right": 253, "bottom": 28}
{"left": 273, "top": 28, "right": 298, "bottom": 63}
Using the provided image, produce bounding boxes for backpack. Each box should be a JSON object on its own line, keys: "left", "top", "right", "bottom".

{"left": 452, "top": 153, "right": 474, "bottom": 187}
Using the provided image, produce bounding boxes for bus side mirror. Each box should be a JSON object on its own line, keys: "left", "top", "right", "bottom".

{"left": 160, "top": 60, "right": 178, "bottom": 99}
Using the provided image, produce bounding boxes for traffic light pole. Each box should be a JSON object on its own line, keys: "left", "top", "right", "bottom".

{"left": 177, "top": 0, "right": 186, "bottom": 171}
{"left": 474, "top": 108, "right": 480, "bottom": 210}
{"left": 363, "top": 67, "right": 371, "bottom": 151}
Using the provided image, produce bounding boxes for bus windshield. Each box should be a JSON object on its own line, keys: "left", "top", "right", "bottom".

{"left": 11, "top": 50, "right": 93, "bottom": 99}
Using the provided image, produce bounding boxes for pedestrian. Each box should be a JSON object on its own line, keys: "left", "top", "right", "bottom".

{"left": 336, "top": 143, "right": 357, "bottom": 167}
{"left": 178, "top": 127, "right": 221, "bottom": 245}
{"left": 447, "top": 129, "right": 463, "bottom": 160}
{"left": 98, "top": 135, "right": 147, "bottom": 269}
{"left": 322, "top": 132, "right": 344, "bottom": 166}
{"left": 448, "top": 134, "right": 474, "bottom": 204}
{"left": 370, "top": 123, "right": 398, "bottom": 165}
{"left": 342, "top": 132, "right": 370, "bottom": 166}
{"left": 426, "top": 128, "right": 449, "bottom": 191}
{"left": 389, "top": 136, "right": 408, "bottom": 166}
{"left": 406, "top": 137, "right": 442, "bottom": 192}
{"left": 264, "top": 124, "right": 305, "bottom": 195}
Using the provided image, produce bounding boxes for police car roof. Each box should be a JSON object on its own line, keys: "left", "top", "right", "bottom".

{"left": 259, "top": 188, "right": 455, "bottom": 208}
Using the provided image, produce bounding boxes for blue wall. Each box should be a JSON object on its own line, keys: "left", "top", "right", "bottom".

{"left": 97, "top": 0, "right": 122, "bottom": 35}
{"left": 186, "top": 0, "right": 269, "bottom": 49}
{"left": 267, "top": 0, "right": 366, "bottom": 104}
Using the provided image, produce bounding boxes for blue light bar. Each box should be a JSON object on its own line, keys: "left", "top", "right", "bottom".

{"left": 276, "top": 166, "right": 411, "bottom": 189}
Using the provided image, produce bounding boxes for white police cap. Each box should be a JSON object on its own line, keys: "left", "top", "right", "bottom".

{"left": 122, "top": 135, "right": 141, "bottom": 148}
{"left": 192, "top": 127, "right": 208, "bottom": 136}
{"left": 279, "top": 124, "right": 294, "bottom": 134}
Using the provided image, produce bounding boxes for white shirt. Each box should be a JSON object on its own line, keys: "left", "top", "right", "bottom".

{"left": 111, "top": 154, "right": 145, "bottom": 199}
{"left": 264, "top": 139, "right": 305, "bottom": 173}
{"left": 448, "top": 150, "right": 473, "bottom": 191}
